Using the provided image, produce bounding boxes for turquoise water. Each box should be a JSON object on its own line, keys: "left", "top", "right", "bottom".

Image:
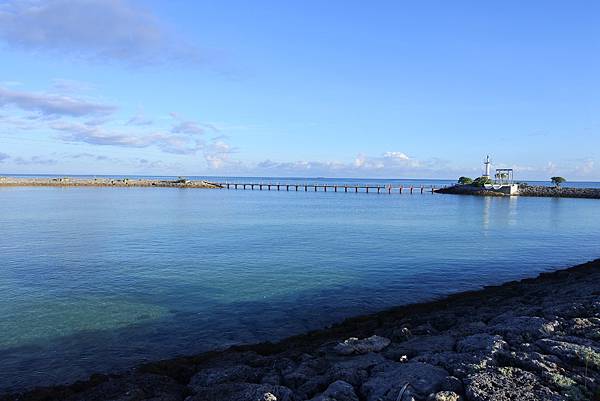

{"left": 1, "top": 180, "right": 600, "bottom": 391}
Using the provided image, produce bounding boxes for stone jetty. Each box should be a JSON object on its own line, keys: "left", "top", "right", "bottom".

{"left": 0, "top": 177, "right": 221, "bottom": 189}
{"left": 4, "top": 259, "right": 600, "bottom": 401}
{"left": 518, "top": 185, "right": 600, "bottom": 199}
{"left": 437, "top": 184, "right": 600, "bottom": 199}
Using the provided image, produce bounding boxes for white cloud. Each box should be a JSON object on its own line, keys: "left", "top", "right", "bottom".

{"left": 0, "top": 0, "right": 201, "bottom": 65}
{"left": 169, "top": 112, "right": 219, "bottom": 135}
{"left": 13, "top": 155, "right": 57, "bottom": 165}
{"left": 204, "top": 138, "right": 237, "bottom": 169}
{"left": 0, "top": 86, "right": 116, "bottom": 116}
{"left": 383, "top": 151, "right": 410, "bottom": 161}
{"left": 126, "top": 112, "right": 153, "bottom": 126}
{"left": 50, "top": 121, "right": 204, "bottom": 155}
{"left": 224, "top": 152, "right": 456, "bottom": 178}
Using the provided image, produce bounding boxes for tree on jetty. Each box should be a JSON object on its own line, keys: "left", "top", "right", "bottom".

{"left": 472, "top": 176, "right": 493, "bottom": 187}
{"left": 458, "top": 176, "right": 473, "bottom": 185}
{"left": 551, "top": 176, "right": 566, "bottom": 188}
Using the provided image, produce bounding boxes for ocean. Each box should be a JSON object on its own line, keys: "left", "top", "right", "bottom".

{"left": 1, "top": 177, "right": 600, "bottom": 391}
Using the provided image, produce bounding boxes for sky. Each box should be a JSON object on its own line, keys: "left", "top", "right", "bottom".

{"left": 0, "top": 0, "right": 599, "bottom": 180}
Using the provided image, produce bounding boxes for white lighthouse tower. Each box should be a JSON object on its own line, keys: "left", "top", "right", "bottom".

{"left": 483, "top": 155, "right": 491, "bottom": 179}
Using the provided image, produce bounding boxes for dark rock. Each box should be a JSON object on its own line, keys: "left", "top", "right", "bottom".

{"left": 412, "top": 351, "right": 496, "bottom": 378}
{"left": 568, "top": 317, "right": 600, "bottom": 340}
{"left": 282, "top": 356, "right": 328, "bottom": 388}
{"left": 536, "top": 339, "right": 600, "bottom": 369}
{"left": 439, "top": 376, "right": 464, "bottom": 394}
{"left": 325, "top": 353, "right": 385, "bottom": 387}
{"left": 333, "top": 336, "right": 391, "bottom": 355}
{"left": 465, "top": 367, "right": 564, "bottom": 401}
{"left": 456, "top": 334, "right": 507, "bottom": 354}
{"left": 188, "top": 365, "right": 258, "bottom": 389}
{"left": 67, "top": 373, "right": 186, "bottom": 401}
{"left": 496, "top": 350, "right": 559, "bottom": 374}
{"left": 187, "top": 383, "right": 296, "bottom": 401}
{"left": 261, "top": 372, "right": 281, "bottom": 385}
{"left": 383, "top": 335, "right": 455, "bottom": 359}
{"left": 361, "top": 361, "right": 448, "bottom": 401}
{"left": 391, "top": 327, "right": 413, "bottom": 342}
{"left": 489, "top": 315, "right": 558, "bottom": 342}
{"left": 295, "top": 375, "right": 330, "bottom": 399}
{"left": 308, "top": 380, "right": 359, "bottom": 401}
{"left": 427, "top": 391, "right": 462, "bottom": 401}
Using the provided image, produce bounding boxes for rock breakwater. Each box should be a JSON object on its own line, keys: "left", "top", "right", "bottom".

{"left": 437, "top": 184, "right": 600, "bottom": 199}
{"left": 0, "top": 177, "right": 221, "bottom": 189}
{"left": 519, "top": 186, "right": 600, "bottom": 199}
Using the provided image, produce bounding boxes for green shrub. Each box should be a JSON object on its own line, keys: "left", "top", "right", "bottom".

{"left": 458, "top": 176, "right": 473, "bottom": 185}
{"left": 472, "top": 176, "right": 493, "bottom": 187}
{"left": 551, "top": 176, "right": 566, "bottom": 188}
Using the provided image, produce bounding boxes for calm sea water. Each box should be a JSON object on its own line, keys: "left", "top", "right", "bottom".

{"left": 1, "top": 178, "right": 600, "bottom": 392}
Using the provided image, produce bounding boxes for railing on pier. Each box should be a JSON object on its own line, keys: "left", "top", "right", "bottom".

{"left": 214, "top": 182, "right": 438, "bottom": 194}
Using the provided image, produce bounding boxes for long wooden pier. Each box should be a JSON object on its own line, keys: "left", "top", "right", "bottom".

{"left": 215, "top": 182, "right": 437, "bottom": 194}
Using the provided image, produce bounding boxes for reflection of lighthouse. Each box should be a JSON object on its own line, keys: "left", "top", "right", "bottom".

{"left": 483, "top": 155, "right": 491, "bottom": 178}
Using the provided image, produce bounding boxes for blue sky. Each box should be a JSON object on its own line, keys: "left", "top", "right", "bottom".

{"left": 0, "top": 0, "right": 598, "bottom": 180}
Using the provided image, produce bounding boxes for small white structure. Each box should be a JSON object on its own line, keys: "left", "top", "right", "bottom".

{"left": 483, "top": 155, "right": 492, "bottom": 179}
{"left": 481, "top": 156, "right": 519, "bottom": 195}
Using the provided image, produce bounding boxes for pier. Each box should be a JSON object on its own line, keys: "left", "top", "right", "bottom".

{"left": 215, "top": 182, "right": 437, "bottom": 194}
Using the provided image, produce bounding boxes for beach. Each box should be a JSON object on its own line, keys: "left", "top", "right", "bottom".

{"left": 3, "top": 259, "right": 600, "bottom": 401}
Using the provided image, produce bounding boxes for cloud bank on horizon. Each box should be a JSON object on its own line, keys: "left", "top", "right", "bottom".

{"left": 0, "top": 0, "right": 598, "bottom": 180}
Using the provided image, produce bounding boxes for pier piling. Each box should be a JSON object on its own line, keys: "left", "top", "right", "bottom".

{"left": 214, "top": 181, "right": 437, "bottom": 196}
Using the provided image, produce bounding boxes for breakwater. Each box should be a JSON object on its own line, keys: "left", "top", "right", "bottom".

{"left": 437, "top": 184, "right": 600, "bottom": 199}
{"left": 0, "top": 177, "right": 220, "bottom": 189}
{"left": 4, "top": 259, "right": 600, "bottom": 401}
{"left": 519, "top": 185, "right": 600, "bottom": 199}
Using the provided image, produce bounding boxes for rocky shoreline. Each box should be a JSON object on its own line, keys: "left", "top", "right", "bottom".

{"left": 3, "top": 259, "right": 600, "bottom": 401}
{"left": 0, "top": 177, "right": 221, "bottom": 189}
{"left": 436, "top": 184, "right": 600, "bottom": 199}
{"left": 518, "top": 186, "right": 600, "bottom": 199}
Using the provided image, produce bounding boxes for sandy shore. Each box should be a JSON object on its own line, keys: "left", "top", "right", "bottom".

{"left": 0, "top": 177, "right": 221, "bottom": 189}
{"left": 3, "top": 259, "right": 600, "bottom": 401}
